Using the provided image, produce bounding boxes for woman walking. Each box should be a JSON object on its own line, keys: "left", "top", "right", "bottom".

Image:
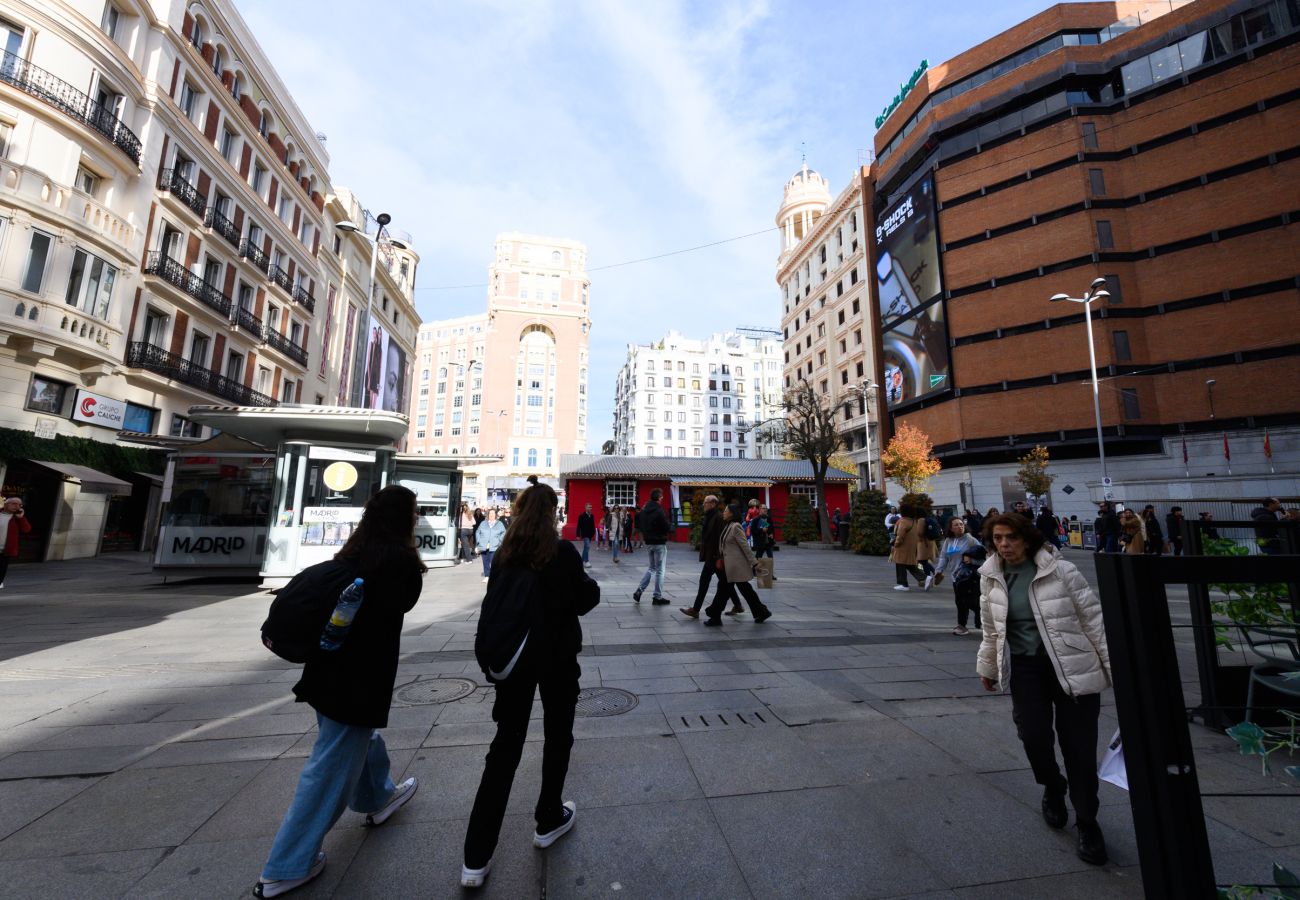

{"left": 977, "top": 512, "right": 1111, "bottom": 866}
{"left": 934, "top": 517, "right": 983, "bottom": 635}
{"left": 604, "top": 506, "right": 622, "bottom": 563}
{"left": 1119, "top": 509, "right": 1145, "bottom": 554}
{"left": 889, "top": 504, "right": 929, "bottom": 592}
{"left": 0, "top": 496, "right": 32, "bottom": 589}
{"left": 457, "top": 502, "right": 477, "bottom": 564}
{"left": 475, "top": 509, "right": 506, "bottom": 583}
{"left": 462, "top": 484, "right": 600, "bottom": 889}
{"left": 703, "top": 503, "right": 772, "bottom": 626}
{"left": 255, "top": 486, "right": 426, "bottom": 898}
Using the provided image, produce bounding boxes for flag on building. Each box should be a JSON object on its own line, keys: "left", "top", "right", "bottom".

{"left": 1223, "top": 434, "right": 1231, "bottom": 461}
{"left": 1264, "top": 429, "right": 1272, "bottom": 460}
{"left": 1182, "top": 436, "right": 1189, "bottom": 466}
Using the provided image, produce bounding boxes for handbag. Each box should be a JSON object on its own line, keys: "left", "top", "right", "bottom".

{"left": 1097, "top": 729, "right": 1127, "bottom": 791}
{"left": 714, "top": 558, "right": 724, "bottom": 572}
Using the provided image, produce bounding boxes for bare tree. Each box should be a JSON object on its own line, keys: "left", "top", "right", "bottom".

{"left": 781, "top": 379, "right": 841, "bottom": 543}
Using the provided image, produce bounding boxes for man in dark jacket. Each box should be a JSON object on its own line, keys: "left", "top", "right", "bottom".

{"left": 1035, "top": 508, "right": 1060, "bottom": 549}
{"left": 1094, "top": 502, "right": 1119, "bottom": 553}
{"left": 1252, "top": 498, "right": 1283, "bottom": 555}
{"left": 1165, "top": 506, "right": 1185, "bottom": 556}
{"left": 681, "top": 495, "right": 722, "bottom": 618}
{"left": 633, "top": 489, "right": 672, "bottom": 604}
{"left": 576, "top": 503, "right": 597, "bottom": 568}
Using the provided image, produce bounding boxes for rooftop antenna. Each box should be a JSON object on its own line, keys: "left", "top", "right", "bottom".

{"left": 801, "top": 140, "right": 806, "bottom": 166}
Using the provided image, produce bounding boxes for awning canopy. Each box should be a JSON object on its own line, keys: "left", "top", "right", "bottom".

{"left": 673, "top": 478, "right": 774, "bottom": 487}
{"left": 29, "top": 461, "right": 132, "bottom": 495}
{"left": 186, "top": 405, "right": 408, "bottom": 448}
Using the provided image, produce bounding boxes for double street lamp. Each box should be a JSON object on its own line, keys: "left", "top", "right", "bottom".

{"left": 1050, "top": 277, "right": 1111, "bottom": 495}
{"left": 336, "top": 211, "right": 391, "bottom": 409}
{"left": 846, "top": 379, "right": 878, "bottom": 490}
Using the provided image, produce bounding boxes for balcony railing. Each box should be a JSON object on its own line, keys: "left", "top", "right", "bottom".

{"left": 262, "top": 326, "right": 308, "bottom": 365}
{"left": 240, "top": 238, "right": 270, "bottom": 274}
{"left": 144, "top": 252, "right": 232, "bottom": 318}
{"left": 268, "top": 263, "right": 293, "bottom": 294}
{"left": 292, "top": 284, "right": 316, "bottom": 314}
{"left": 159, "top": 168, "right": 206, "bottom": 217}
{"left": 0, "top": 51, "right": 141, "bottom": 163}
{"left": 204, "top": 207, "right": 240, "bottom": 248}
{"left": 233, "top": 304, "right": 262, "bottom": 335}
{"left": 126, "top": 342, "right": 277, "bottom": 407}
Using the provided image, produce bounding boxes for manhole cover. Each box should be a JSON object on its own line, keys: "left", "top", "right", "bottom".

{"left": 394, "top": 678, "right": 477, "bottom": 706}
{"left": 574, "top": 687, "right": 639, "bottom": 717}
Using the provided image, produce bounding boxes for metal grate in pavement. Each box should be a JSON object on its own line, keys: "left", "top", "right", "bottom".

{"left": 669, "top": 710, "right": 781, "bottom": 732}
{"left": 393, "top": 677, "right": 478, "bottom": 706}
{"left": 574, "top": 687, "right": 639, "bottom": 717}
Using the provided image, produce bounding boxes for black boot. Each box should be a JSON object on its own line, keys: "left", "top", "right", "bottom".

{"left": 1076, "top": 821, "right": 1108, "bottom": 865}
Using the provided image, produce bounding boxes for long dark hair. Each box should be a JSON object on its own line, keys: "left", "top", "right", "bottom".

{"left": 494, "top": 483, "right": 559, "bottom": 571}
{"left": 336, "top": 485, "right": 426, "bottom": 575}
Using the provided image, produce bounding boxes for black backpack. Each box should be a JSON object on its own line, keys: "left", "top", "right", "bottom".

{"left": 475, "top": 565, "right": 543, "bottom": 683}
{"left": 925, "top": 516, "right": 943, "bottom": 540}
{"left": 261, "top": 559, "right": 359, "bottom": 663}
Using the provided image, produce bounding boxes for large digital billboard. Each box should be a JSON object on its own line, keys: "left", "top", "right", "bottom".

{"left": 874, "top": 174, "right": 950, "bottom": 408}
{"left": 361, "top": 323, "right": 409, "bottom": 413}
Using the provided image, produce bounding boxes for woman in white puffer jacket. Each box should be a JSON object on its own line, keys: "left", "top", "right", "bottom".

{"left": 976, "top": 512, "right": 1111, "bottom": 868}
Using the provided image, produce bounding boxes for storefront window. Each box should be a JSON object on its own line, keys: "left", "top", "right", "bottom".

{"left": 165, "top": 456, "right": 274, "bottom": 526}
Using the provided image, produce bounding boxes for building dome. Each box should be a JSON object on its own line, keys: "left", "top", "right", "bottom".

{"left": 776, "top": 163, "right": 832, "bottom": 263}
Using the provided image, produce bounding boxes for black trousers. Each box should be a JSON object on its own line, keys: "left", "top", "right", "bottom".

{"left": 692, "top": 562, "right": 719, "bottom": 612}
{"left": 464, "top": 662, "right": 579, "bottom": 868}
{"left": 895, "top": 563, "right": 925, "bottom": 586}
{"left": 753, "top": 544, "right": 773, "bottom": 558}
{"left": 705, "top": 575, "right": 768, "bottom": 621}
{"left": 0, "top": 555, "right": 9, "bottom": 585}
{"left": 1010, "top": 654, "right": 1101, "bottom": 826}
{"left": 953, "top": 586, "right": 981, "bottom": 628}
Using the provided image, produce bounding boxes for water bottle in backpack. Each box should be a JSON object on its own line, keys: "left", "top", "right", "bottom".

{"left": 319, "top": 578, "right": 365, "bottom": 651}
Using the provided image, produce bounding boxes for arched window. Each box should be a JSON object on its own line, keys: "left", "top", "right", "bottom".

{"left": 259, "top": 110, "right": 271, "bottom": 138}
{"left": 191, "top": 20, "right": 204, "bottom": 49}
{"left": 551, "top": 250, "right": 561, "bottom": 264}
{"left": 231, "top": 74, "right": 242, "bottom": 99}
{"left": 527, "top": 448, "right": 537, "bottom": 467}
{"left": 212, "top": 47, "right": 223, "bottom": 74}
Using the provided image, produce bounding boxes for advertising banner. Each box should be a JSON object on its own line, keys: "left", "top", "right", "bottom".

{"left": 874, "top": 174, "right": 950, "bottom": 408}
{"left": 157, "top": 526, "right": 265, "bottom": 567}
{"left": 362, "top": 321, "right": 408, "bottom": 413}
{"left": 70, "top": 389, "right": 126, "bottom": 429}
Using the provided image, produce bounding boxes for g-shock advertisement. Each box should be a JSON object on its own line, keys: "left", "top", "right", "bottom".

{"left": 874, "top": 174, "right": 951, "bottom": 409}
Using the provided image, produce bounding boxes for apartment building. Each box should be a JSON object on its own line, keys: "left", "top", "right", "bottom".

{"left": 612, "top": 329, "right": 783, "bottom": 460}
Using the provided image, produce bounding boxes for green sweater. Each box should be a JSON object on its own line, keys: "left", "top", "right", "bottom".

{"left": 1004, "top": 558, "right": 1044, "bottom": 656}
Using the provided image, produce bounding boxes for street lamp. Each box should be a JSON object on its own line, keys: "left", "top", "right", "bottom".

{"left": 1049, "top": 276, "right": 1111, "bottom": 494}
{"left": 336, "top": 212, "right": 391, "bottom": 408}
{"left": 1205, "top": 378, "right": 1217, "bottom": 419}
{"left": 846, "top": 379, "right": 878, "bottom": 490}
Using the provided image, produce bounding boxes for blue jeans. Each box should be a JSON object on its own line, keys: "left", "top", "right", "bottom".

{"left": 581, "top": 537, "right": 590, "bottom": 563}
{"left": 637, "top": 544, "right": 667, "bottom": 597}
{"left": 611, "top": 539, "right": 620, "bottom": 561}
{"left": 481, "top": 549, "right": 494, "bottom": 576}
{"left": 262, "top": 713, "right": 397, "bottom": 880}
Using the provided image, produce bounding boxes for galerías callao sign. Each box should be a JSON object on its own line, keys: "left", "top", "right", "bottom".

{"left": 875, "top": 59, "right": 930, "bottom": 129}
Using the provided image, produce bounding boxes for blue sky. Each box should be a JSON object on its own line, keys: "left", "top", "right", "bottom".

{"left": 239, "top": 0, "right": 1066, "bottom": 448}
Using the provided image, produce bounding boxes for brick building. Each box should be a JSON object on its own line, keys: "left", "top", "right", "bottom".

{"left": 865, "top": 0, "right": 1299, "bottom": 517}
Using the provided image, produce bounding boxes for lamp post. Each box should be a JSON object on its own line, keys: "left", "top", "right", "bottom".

{"left": 1205, "top": 378, "right": 1217, "bottom": 419}
{"left": 336, "top": 211, "right": 391, "bottom": 408}
{"left": 847, "top": 379, "right": 878, "bottom": 491}
{"left": 1050, "top": 277, "right": 1111, "bottom": 494}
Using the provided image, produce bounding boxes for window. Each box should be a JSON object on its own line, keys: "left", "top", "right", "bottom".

{"left": 101, "top": 4, "right": 121, "bottom": 39}
{"left": 142, "top": 308, "right": 167, "bottom": 346}
{"left": 225, "top": 350, "right": 244, "bottom": 382}
{"left": 546, "top": 449, "right": 552, "bottom": 467}
{"left": 252, "top": 162, "right": 267, "bottom": 195}
{"left": 179, "top": 81, "right": 198, "bottom": 119}
{"left": 189, "top": 331, "right": 210, "bottom": 367}
{"left": 1113, "top": 330, "right": 1132, "bottom": 362}
{"left": 281, "top": 377, "right": 296, "bottom": 402}
{"left": 1082, "top": 122, "right": 1099, "bottom": 150}
{"left": 0, "top": 121, "right": 11, "bottom": 158}
{"left": 75, "top": 166, "right": 100, "bottom": 196}
{"left": 21, "top": 230, "right": 54, "bottom": 293}
{"left": 527, "top": 448, "right": 537, "bottom": 467}
{"left": 710, "top": 430, "right": 718, "bottom": 441}
{"left": 1095, "top": 220, "right": 1114, "bottom": 250}
{"left": 1120, "top": 387, "right": 1141, "bottom": 420}
{"left": 790, "top": 484, "right": 819, "bottom": 508}
{"left": 64, "top": 249, "right": 118, "bottom": 318}
{"left": 26, "top": 375, "right": 71, "bottom": 414}
{"left": 122, "top": 402, "right": 156, "bottom": 434}
{"left": 1088, "top": 168, "right": 1106, "bottom": 196}
{"left": 1103, "top": 274, "right": 1123, "bottom": 304}
{"left": 170, "top": 414, "right": 202, "bottom": 438}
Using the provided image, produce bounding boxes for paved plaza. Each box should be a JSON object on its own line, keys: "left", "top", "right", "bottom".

{"left": 0, "top": 543, "right": 1296, "bottom": 898}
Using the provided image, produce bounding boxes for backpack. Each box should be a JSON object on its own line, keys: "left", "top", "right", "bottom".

{"left": 925, "top": 516, "right": 943, "bottom": 540}
{"left": 260, "top": 558, "right": 359, "bottom": 663}
{"left": 475, "top": 565, "right": 544, "bottom": 683}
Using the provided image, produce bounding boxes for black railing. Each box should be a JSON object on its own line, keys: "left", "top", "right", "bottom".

{"left": 292, "top": 284, "right": 316, "bottom": 314}
{"left": 126, "top": 342, "right": 277, "bottom": 406}
{"left": 240, "top": 239, "right": 270, "bottom": 273}
{"left": 233, "top": 304, "right": 262, "bottom": 335}
{"left": 268, "top": 263, "right": 293, "bottom": 294}
{"left": 204, "top": 207, "right": 240, "bottom": 248}
{"left": 262, "top": 326, "right": 308, "bottom": 365}
{"left": 143, "top": 252, "right": 232, "bottom": 317}
{"left": 0, "top": 51, "right": 141, "bottom": 163}
{"left": 159, "top": 168, "right": 206, "bottom": 217}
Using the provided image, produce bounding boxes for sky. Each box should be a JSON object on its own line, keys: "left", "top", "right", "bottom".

{"left": 238, "top": 0, "right": 1067, "bottom": 449}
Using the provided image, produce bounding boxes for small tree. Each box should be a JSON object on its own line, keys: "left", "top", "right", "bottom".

{"left": 781, "top": 379, "right": 841, "bottom": 542}
{"left": 687, "top": 490, "right": 706, "bottom": 550}
{"left": 848, "top": 489, "right": 891, "bottom": 555}
{"left": 781, "top": 494, "right": 818, "bottom": 545}
{"left": 1016, "top": 445, "right": 1053, "bottom": 510}
{"left": 882, "top": 422, "right": 941, "bottom": 495}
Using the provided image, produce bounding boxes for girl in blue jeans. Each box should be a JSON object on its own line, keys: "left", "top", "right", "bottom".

{"left": 475, "top": 508, "right": 506, "bottom": 583}
{"left": 255, "top": 486, "right": 427, "bottom": 898}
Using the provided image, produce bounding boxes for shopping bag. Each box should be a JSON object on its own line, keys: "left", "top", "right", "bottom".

{"left": 755, "top": 558, "right": 774, "bottom": 589}
{"left": 1097, "top": 729, "right": 1127, "bottom": 791}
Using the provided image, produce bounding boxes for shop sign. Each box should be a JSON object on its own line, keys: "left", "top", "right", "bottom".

{"left": 70, "top": 389, "right": 126, "bottom": 430}
{"left": 157, "top": 526, "right": 265, "bottom": 566}
{"left": 415, "top": 518, "right": 456, "bottom": 562}
{"left": 34, "top": 418, "right": 57, "bottom": 440}
{"left": 874, "top": 59, "right": 930, "bottom": 129}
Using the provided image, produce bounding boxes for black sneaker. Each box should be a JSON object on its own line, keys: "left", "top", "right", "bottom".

{"left": 652, "top": 597, "right": 670, "bottom": 605}
{"left": 533, "top": 801, "right": 576, "bottom": 848}
{"left": 1042, "top": 789, "right": 1068, "bottom": 829}
{"left": 1076, "top": 821, "right": 1108, "bottom": 865}
{"left": 632, "top": 590, "right": 642, "bottom": 603}
{"left": 753, "top": 610, "right": 772, "bottom": 624}
{"left": 702, "top": 618, "right": 722, "bottom": 627}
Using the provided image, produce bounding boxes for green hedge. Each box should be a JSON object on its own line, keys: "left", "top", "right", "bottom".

{"left": 0, "top": 426, "right": 166, "bottom": 478}
{"left": 849, "top": 489, "right": 892, "bottom": 556}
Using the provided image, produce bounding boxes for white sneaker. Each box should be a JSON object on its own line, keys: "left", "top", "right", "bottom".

{"left": 893, "top": 584, "right": 910, "bottom": 592}
{"left": 365, "top": 776, "right": 417, "bottom": 826}
{"left": 460, "top": 860, "right": 492, "bottom": 888}
{"left": 923, "top": 575, "right": 935, "bottom": 591}
{"left": 255, "top": 851, "right": 325, "bottom": 897}
{"left": 952, "top": 626, "right": 969, "bottom": 636}
{"left": 482, "top": 576, "right": 489, "bottom": 584}
{"left": 533, "top": 801, "right": 576, "bottom": 848}
{"left": 584, "top": 562, "right": 592, "bottom": 569}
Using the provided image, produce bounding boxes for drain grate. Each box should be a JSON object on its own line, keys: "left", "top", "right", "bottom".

{"left": 574, "top": 687, "right": 639, "bottom": 717}
{"left": 670, "top": 710, "right": 780, "bottom": 732}
{"left": 393, "top": 677, "right": 478, "bottom": 706}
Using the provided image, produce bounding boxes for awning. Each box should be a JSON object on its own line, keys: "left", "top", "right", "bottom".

{"left": 673, "top": 478, "right": 774, "bottom": 487}
{"left": 29, "top": 461, "right": 133, "bottom": 495}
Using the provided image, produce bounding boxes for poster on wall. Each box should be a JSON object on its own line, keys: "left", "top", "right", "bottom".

{"left": 384, "top": 338, "right": 408, "bottom": 414}
{"left": 874, "top": 173, "right": 951, "bottom": 409}
{"left": 361, "top": 323, "right": 409, "bottom": 413}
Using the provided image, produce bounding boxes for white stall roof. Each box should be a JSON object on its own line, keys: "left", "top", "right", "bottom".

{"left": 187, "top": 406, "right": 409, "bottom": 448}
{"left": 29, "top": 461, "right": 132, "bottom": 495}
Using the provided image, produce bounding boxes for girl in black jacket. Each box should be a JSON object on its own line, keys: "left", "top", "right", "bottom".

{"left": 462, "top": 482, "right": 600, "bottom": 888}
{"left": 256, "top": 486, "right": 426, "bottom": 898}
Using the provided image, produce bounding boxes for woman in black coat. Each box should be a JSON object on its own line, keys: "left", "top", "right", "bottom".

{"left": 462, "top": 483, "right": 600, "bottom": 888}
{"left": 256, "top": 486, "right": 426, "bottom": 898}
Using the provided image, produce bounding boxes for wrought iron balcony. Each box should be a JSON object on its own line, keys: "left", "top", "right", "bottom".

{"left": 262, "top": 326, "right": 308, "bottom": 365}
{"left": 233, "top": 304, "right": 262, "bottom": 335}
{"left": 239, "top": 238, "right": 270, "bottom": 274}
{"left": 204, "top": 207, "right": 240, "bottom": 248}
{"left": 159, "top": 168, "right": 206, "bottom": 217}
{"left": 268, "top": 263, "right": 293, "bottom": 294}
{"left": 143, "top": 252, "right": 232, "bottom": 318}
{"left": 126, "top": 342, "right": 277, "bottom": 407}
{"left": 0, "top": 51, "right": 141, "bottom": 163}
{"left": 292, "top": 284, "right": 316, "bottom": 314}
